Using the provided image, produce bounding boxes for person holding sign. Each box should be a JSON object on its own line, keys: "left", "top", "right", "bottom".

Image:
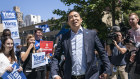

{"left": 20, "top": 34, "right": 36, "bottom": 79}
{"left": 34, "top": 28, "right": 46, "bottom": 79}
{"left": 0, "top": 37, "right": 23, "bottom": 77}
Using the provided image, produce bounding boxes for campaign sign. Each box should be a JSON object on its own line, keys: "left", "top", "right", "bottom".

{"left": 2, "top": 20, "right": 18, "bottom": 29}
{"left": 1, "top": 11, "right": 17, "bottom": 20}
{"left": 2, "top": 21, "right": 20, "bottom": 39}
{"left": 35, "top": 24, "right": 50, "bottom": 33}
{"left": 32, "top": 52, "right": 46, "bottom": 68}
{"left": 13, "top": 39, "right": 21, "bottom": 52}
{"left": 10, "top": 28, "right": 20, "bottom": 39}
{"left": 40, "top": 41, "right": 53, "bottom": 52}
{"left": 1, "top": 63, "right": 26, "bottom": 79}
{"left": 1, "top": 11, "right": 20, "bottom": 39}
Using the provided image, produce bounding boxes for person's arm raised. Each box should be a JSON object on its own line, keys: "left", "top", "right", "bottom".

{"left": 21, "top": 43, "right": 34, "bottom": 62}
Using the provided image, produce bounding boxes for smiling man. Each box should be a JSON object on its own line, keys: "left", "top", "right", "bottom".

{"left": 51, "top": 10, "right": 111, "bottom": 79}
{"left": 128, "top": 13, "right": 140, "bottom": 79}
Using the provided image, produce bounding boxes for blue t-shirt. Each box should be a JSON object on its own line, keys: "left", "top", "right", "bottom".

{"left": 35, "top": 39, "right": 46, "bottom": 70}
{"left": 110, "top": 42, "right": 127, "bottom": 66}
{"left": 35, "top": 39, "right": 43, "bottom": 50}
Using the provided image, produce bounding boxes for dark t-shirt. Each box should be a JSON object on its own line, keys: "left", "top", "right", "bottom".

{"left": 21, "top": 46, "right": 46, "bottom": 71}
{"left": 110, "top": 42, "right": 127, "bottom": 66}
{"left": 21, "top": 46, "right": 33, "bottom": 71}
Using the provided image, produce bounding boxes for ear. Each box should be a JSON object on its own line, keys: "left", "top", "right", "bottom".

{"left": 81, "top": 18, "right": 83, "bottom": 22}
{"left": 137, "top": 18, "right": 139, "bottom": 22}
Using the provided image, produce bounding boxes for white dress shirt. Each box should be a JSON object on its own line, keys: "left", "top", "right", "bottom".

{"left": 53, "top": 27, "right": 87, "bottom": 79}
{"left": 71, "top": 27, "right": 87, "bottom": 76}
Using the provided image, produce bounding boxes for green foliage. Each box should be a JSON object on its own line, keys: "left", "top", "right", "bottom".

{"left": 49, "top": 0, "right": 140, "bottom": 39}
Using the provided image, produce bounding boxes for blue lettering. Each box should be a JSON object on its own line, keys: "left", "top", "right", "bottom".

{"left": 7, "top": 75, "right": 12, "bottom": 79}
{"left": 4, "top": 22, "right": 16, "bottom": 26}
{"left": 33, "top": 55, "right": 45, "bottom": 63}
{"left": 13, "top": 72, "right": 18, "bottom": 78}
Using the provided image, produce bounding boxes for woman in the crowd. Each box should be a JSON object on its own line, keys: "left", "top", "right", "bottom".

{"left": 20, "top": 34, "right": 36, "bottom": 79}
{"left": 1, "top": 29, "right": 11, "bottom": 38}
{"left": 0, "top": 29, "right": 11, "bottom": 49}
{"left": 0, "top": 37, "right": 22, "bottom": 77}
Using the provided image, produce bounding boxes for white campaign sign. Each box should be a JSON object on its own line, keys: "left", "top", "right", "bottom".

{"left": 1, "top": 11, "right": 20, "bottom": 39}
{"left": 2, "top": 20, "right": 18, "bottom": 29}
{"left": 32, "top": 52, "right": 46, "bottom": 69}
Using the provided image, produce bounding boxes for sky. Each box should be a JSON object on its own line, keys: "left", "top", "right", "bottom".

{"left": 0, "top": 0, "right": 74, "bottom": 20}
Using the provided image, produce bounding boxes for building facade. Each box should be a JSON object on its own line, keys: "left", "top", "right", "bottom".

{"left": 24, "top": 14, "right": 41, "bottom": 26}
{"left": 13, "top": 6, "right": 24, "bottom": 28}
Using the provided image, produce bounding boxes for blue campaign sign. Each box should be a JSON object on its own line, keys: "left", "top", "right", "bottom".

{"left": 1, "top": 63, "right": 26, "bottom": 79}
{"left": 1, "top": 11, "right": 17, "bottom": 20}
{"left": 35, "top": 24, "right": 50, "bottom": 33}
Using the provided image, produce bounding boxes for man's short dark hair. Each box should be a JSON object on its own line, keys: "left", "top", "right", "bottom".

{"left": 67, "top": 10, "right": 82, "bottom": 22}
{"left": 34, "top": 28, "right": 43, "bottom": 33}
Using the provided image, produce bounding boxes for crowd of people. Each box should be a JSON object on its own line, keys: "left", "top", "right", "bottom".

{"left": 0, "top": 10, "right": 140, "bottom": 79}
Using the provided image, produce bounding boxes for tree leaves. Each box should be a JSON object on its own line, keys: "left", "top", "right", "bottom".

{"left": 49, "top": 0, "right": 140, "bottom": 39}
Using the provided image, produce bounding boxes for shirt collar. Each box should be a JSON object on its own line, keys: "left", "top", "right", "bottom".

{"left": 71, "top": 26, "right": 83, "bottom": 34}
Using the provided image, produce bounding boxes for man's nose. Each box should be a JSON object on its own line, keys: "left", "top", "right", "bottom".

{"left": 39, "top": 33, "right": 42, "bottom": 35}
{"left": 73, "top": 16, "right": 76, "bottom": 20}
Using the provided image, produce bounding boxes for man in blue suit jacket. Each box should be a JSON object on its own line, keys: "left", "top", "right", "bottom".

{"left": 51, "top": 10, "right": 111, "bottom": 79}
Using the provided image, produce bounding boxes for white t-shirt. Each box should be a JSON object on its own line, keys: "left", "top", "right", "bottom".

{"left": 128, "top": 28, "right": 140, "bottom": 51}
{"left": 0, "top": 53, "right": 15, "bottom": 77}
{"left": 129, "top": 28, "right": 140, "bottom": 42}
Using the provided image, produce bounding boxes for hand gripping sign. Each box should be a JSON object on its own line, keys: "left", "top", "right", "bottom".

{"left": 1, "top": 63, "right": 26, "bottom": 79}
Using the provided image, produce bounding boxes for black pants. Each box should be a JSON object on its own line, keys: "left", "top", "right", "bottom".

{"left": 24, "top": 70, "right": 37, "bottom": 79}
{"left": 36, "top": 70, "right": 46, "bottom": 79}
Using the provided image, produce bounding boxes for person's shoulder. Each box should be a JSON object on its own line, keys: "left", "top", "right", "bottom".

{"left": 0, "top": 53, "right": 4, "bottom": 57}
{"left": 138, "top": 27, "right": 140, "bottom": 30}
{"left": 84, "top": 28, "right": 96, "bottom": 32}
{"left": 84, "top": 28, "right": 97, "bottom": 34}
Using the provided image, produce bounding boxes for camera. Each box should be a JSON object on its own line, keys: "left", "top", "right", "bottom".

{"left": 107, "top": 32, "right": 118, "bottom": 40}
{"left": 106, "top": 32, "right": 118, "bottom": 45}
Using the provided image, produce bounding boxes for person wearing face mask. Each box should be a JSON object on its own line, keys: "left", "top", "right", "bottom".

{"left": 20, "top": 34, "right": 36, "bottom": 79}
{"left": 0, "top": 37, "right": 23, "bottom": 77}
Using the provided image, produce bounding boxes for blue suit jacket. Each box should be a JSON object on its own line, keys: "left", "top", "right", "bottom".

{"left": 51, "top": 28, "right": 111, "bottom": 79}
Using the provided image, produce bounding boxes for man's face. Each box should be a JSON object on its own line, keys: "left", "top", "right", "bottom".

{"left": 67, "top": 11, "right": 82, "bottom": 30}
{"left": 35, "top": 30, "right": 42, "bottom": 39}
{"left": 116, "top": 32, "right": 122, "bottom": 42}
{"left": 129, "top": 15, "right": 139, "bottom": 27}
